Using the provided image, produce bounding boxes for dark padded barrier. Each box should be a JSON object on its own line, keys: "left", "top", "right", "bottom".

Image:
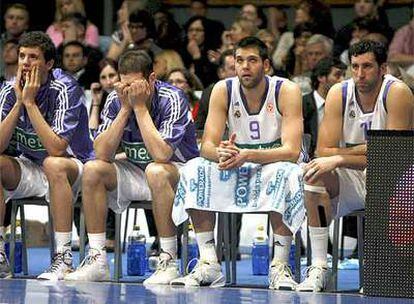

{"left": 365, "top": 130, "right": 414, "bottom": 298}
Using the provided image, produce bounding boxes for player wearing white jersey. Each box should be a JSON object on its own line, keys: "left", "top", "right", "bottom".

{"left": 170, "top": 37, "right": 305, "bottom": 290}
{"left": 297, "top": 40, "right": 414, "bottom": 292}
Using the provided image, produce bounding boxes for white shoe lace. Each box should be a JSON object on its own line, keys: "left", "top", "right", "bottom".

{"left": 301, "top": 265, "right": 326, "bottom": 286}
{"left": 78, "top": 250, "right": 101, "bottom": 271}
{"left": 45, "top": 251, "right": 71, "bottom": 274}
{"left": 269, "top": 263, "right": 294, "bottom": 286}
{"left": 185, "top": 260, "right": 211, "bottom": 284}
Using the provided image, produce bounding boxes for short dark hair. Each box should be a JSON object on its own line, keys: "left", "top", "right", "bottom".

{"left": 118, "top": 50, "right": 153, "bottom": 78}
{"left": 18, "top": 31, "right": 56, "bottom": 62}
{"left": 129, "top": 10, "right": 155, "bottom": 38}
{"left": 311, "top": 57, "right": 346, "bottom": 90}
{"left": 348, "top": 40, "right": 387, "bottom": 66}
{"left": 99, "top": 58, "right": 118, "bottom": 73}
{"left": 5, "top": 3, "right": 29, "bottom": 16}
{"left": 61, "top": 12, "right": 87, "bottom": 29}
{"left": 218, "top": 49, "right": 234, "bottom": 68}
{"left": 61, "top": 40, "right": 85, "bottom": 56}
{"left": 235, "top": 36, "right": 269, "bottom": 61}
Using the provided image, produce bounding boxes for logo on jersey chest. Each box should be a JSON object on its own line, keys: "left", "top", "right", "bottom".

{"left": 14, "top": 127, "right": 45, "bottom": 151}
{"left": 349, "top": 110, "right": 356, "bottom": 119}
{"left": 266, "top": 102, "right": 274, "bottom": 114}
{"left": 122, "top": 141, "right": 152, "bottom": 164}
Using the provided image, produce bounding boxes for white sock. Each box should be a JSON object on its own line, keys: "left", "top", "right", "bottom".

{"left": 309, "top": 226, "right": 329, "bottom": 267}
{"left": 196, "top": 231, "right": 217, "bottom": 263}
{"left": 0, "top": 227, "right": 5, "bottom": 250}
{"left": 55, "top": 231, "right": 72, "bottom": 252}
{"left": 160, "top": 236, "right": 177, "bottom": 260}
{"left": 88, "top": 233, "right": 106, "bottom": 251}
{"left": 272, "top": 234, "right": 292, "bottom": 264}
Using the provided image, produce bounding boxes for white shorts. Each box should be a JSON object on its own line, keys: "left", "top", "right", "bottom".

{"left": 108, "top": 160, "right": 184, "bottom": 214}
{"left": 332, "top": 168, "right": 366, "bottom": 218}
{"left": 4, "top": 156, "right": 83, "bottom": 204}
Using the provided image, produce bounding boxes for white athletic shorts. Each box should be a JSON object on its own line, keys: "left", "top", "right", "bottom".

{"left": 107, "top": 160, "right": 183, "bottom": 214}
{"left": 4, "top": 156, "right": 83, "bottom": 204}
{"left": 332, "top": 168, "right": 366, "bottom": 218}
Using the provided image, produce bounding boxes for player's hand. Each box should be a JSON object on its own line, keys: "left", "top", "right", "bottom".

{"left": 218, "top": 149, "right": 248, "bottom": 170}
{"left": 114, "top": 81, "right": 131, "bottom": 111}
{"left": 14, "top": 65, "right": 24, "bottom": 104}
{"left": 217, "top": 133, "right": 238, "bottom": 163}
{"left": 303, "top": 156, "right": 340, "bottom": 183}
{"left": 127, "top": 79, "right": 151, "bottom": 110}
{"left": 90, "top": 82, "right": 103, "bottom": 102}
{"left": 21, "top": 65, "right": 41, "bottom": 107}
{"left": 187, "top": 39, "right": 201, "bottom": 60}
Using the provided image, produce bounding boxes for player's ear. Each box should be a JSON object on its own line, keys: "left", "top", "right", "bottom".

{"left": 380, "top": 62, "right": 387, "bottom": 75}
{"left": 46, "top": 59, "right": 55, "bottom": 71}
{"left": 263, "top": 58, "right": 271, "bottom": 73}
{"left": 148, "top": 72, "right": 156, "bottom": 85}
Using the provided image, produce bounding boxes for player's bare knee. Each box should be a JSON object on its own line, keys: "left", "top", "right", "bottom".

{"left": 145, "top": 163, "right": 172, "bottom": 190}
{"left": 42, "top": 156, "right": 67, "bottom": 180}
{"left": 82, "top": 160, "right": 107, "bottom": 186}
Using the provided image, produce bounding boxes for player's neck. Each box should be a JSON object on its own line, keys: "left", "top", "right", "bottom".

{"left": 356, "top": 81, "right": 382, "bottom": 111}
{"left": 241, "top": 77, "right": 267, "bottom": 104}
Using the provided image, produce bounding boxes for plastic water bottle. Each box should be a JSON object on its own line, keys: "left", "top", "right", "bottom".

{"left": 181, "top": 224, "right": 199, "bottom": 274}
{"left": 289, "top": 243, "right": 296, "bottom": 275}
{"left": 127, "top": 225, "right": 146, "bottom": 276}
{"left": 251, "top": 225, "right": 269, "bottom": 275}
{"left": 5, "top": 221, "right": 22, "bottom": 273}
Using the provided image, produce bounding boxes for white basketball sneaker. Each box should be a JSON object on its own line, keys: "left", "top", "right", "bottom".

{"left": 65, "top": 248, "right": 110, "bottom": 282}
{"left": 268, "top": 261, "right": 297, "bottom": 291}
{"left": 37, "top": 248, "right": 74, "bottom": 281}
{"left": 0, "top": 249, "right": 11, "bottom": 279}
{"left": 296, "top": 265, "right": 329, "bottom": 292}
{"left": 170, "top": 260, "right": 225, "bottom": 287}
{"left": 143, "top": 253, "right": 180, "bottom": 286}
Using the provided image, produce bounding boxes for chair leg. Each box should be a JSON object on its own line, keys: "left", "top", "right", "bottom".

{"left": 10, "top": 201, "right": 18, "bottom": 277}
{"left": 331, "top": 218, "right": 340, "bottom": 291}
{"left": 306, "top": 219, "right": 312, "bottom": 266}
{"left": 79, "top": 206, "right": 86, "bottom": 262}
{"left": 340, "top": 217, "right": 345, "bottom": 260}
{"left": 122, "top": 208, "right": 130, "bottom": 253}
{"left": 20, "top": 205, "right": 28, "bottom": 275}
{"left": 114, "top": 212, "right": 122, "bottom": 281}
{"left": 230, "top": 213, "right": 237, "bottom": 285}
{"left": 294, "top": 230, "right": 301, "bottom": 283}
{"left": 357, "top": 214, "right": 364, "bottom": 288}
{"left": 216, "top": 214, "right": 223, "bottom": 261}
{"left": 181, "top": 220, "right": 189, "bottom": 275}
{"left": 222, "top": 213, "right": 231, "bottom": 284}
{"left": 47, "top": 205, "right": 55, "bottom": 261}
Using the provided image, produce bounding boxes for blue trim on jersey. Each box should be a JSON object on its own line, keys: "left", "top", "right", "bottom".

{"left": 274, "top": 79, "right": 283, "bottom": 115}
{"left": 341, "top": 82, "right": 348, "bottom": 116}
{"left": 226, "top": 79, "right": 232, "bottom": 109}
{"left": 382, "top": 80, "right": 394, "bottom": 113}
{"left": 239, "top": 76, "right": 269, "bottom": 115}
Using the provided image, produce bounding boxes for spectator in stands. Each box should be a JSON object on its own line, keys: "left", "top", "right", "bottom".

{"left": 153, "top": 50, "right": 185, "bottom": 81}
{"left": 167, "top": 68, "right": 204, "bottom": 120}
{"left": 107, "top": 9, "right": 162, "bottom": 62}
{"left": 65, "top": 50, "right": 198, "bottom": 283}
{"left": 153, "top": 8, "right": 183, "bottom": 51}
{"left": 240, "top": 3, "right": 267, "bottom": 30}
{"left": 267, "top": 6, "right": 288, "bottom": 40}
{"left": 189, "top": 0, "right": 207, "bottom": 17}
{"left": 298, "top": 40, "right": 414, "bottom": 292}
{"left": 170, "top": 37, "right": 305, "bottom": 290}
{"left": 0, "top": 4, "right": 29, "bottom": 80}
{"left": 47, "top": 0, "right": 99, "bottom": 48}
{"left": 1, "top": 39, "right": 19, "bottom": 83}
{"left": 61, "top": 41, "right": 97, "bottom": 89}
{"left": 0, "top": 31, "right": 94, "bottom": 280}
{"left": 334, "top": 0, "right": 391, "bottom": 57}
{"left": 230, "top": 18, "right": 259, "bottom": 47}
{"left": 388, "top": 11, "right": 414, "bottom": 76}
{"left": 296, "top": 0, "right": 335, "bottom": 39}
{"left": 196, "top": 49, "right": 235, "bottom": 131}
{"left": 181, "top": 16, "right": 222, "bottom": 87}
{"left": 302, "top": 57, "right": 346, "bottom": 158}
{"left": 256, "top": 29, "right": 277, "bottom": 58}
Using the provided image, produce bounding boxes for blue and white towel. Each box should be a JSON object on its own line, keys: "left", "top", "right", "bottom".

{"left": 172, "top": 157, "right": 305, "bottom": 234}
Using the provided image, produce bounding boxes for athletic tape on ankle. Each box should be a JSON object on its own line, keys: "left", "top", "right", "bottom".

{"left": 304, "top": 184, "right": 327, "bottom": 194}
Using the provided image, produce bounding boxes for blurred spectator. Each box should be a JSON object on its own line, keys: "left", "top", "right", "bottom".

{"left": 303, "top": 57, "right": 346, "bottom": 157}
{"left": 1, "top": 39, "right": 19, "bottom": 82}
{"left": 47, "top": 0, "right": 99, "bottom": 48}
{"left": 388, "top": 12, "right": 414, "bottom": 76}
{"left": 153, "top": 8, "right": 183, "bottom": 50}
{"left": 230, "top": 17, "right": 259, "bottom": 47}
{"left": 240, "top": 3, "right": 267, "bottom": 30}
{"left": 167, "top": 68, "right": 204, "bottom": 120}
{"left": 298, "top": 34, "right": 333, "bottom": 76}
{"left": 296, "top": 0, "right": 335, "bottom": 38}
{"left": 267, "top": 6, "right": 288, "bottom": 41}
{"left": 0, "top": 3, "right": 29, "bottom": 79}
{"left": 195, "top": 49, "right": 236, "bottom": 131}
{"left": 181, "top": 16, "right": 223, "bottom": 87}
{"left": 61, "top": 41, "right": 98, "bottom": 89}
{"left": 107, "top": 9, "right": 162, "bottom": 61}
{"left": 189, "top": 0, "right": 207, "bottom": 17}
{"left": 334, "top": 0, "right": 392, "bottom": 57}
{"left": 59, "top": 13, "right": 91, "bottom": 46}
{"left": 256, "top": 29, "right": 277, "bottom": 58}
{"left": 153, "top": 50, "right": 185, "bottom": 81}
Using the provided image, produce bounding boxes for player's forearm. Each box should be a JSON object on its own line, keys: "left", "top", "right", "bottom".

{"left": 133, "top": 107, "right": 173, "bottom": 162}
{"left": 316, "top": 144, "right": 366, "bottom": 157}
{"left": 388, "top": 53, "right": 414, "bottom": 65}
{"left": 200, "top": 141, "right": 220, "bottom": 162}
{"left": 244, "top": 145, "right": 300, "bottom": 164}
{"left": 24, "top": 103, "right": 68, "bottom": 157}
{"left": 0, "top": 103, "right": 22, "bottom": 153}
{"left": 88, "top": 105, "right": 101, "bottom": 130}
{"left": 94, "top": 108, "right": 130, "bottom": 161}
{"left": 336, "top": 155, "right": 367, "bottom": 170}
